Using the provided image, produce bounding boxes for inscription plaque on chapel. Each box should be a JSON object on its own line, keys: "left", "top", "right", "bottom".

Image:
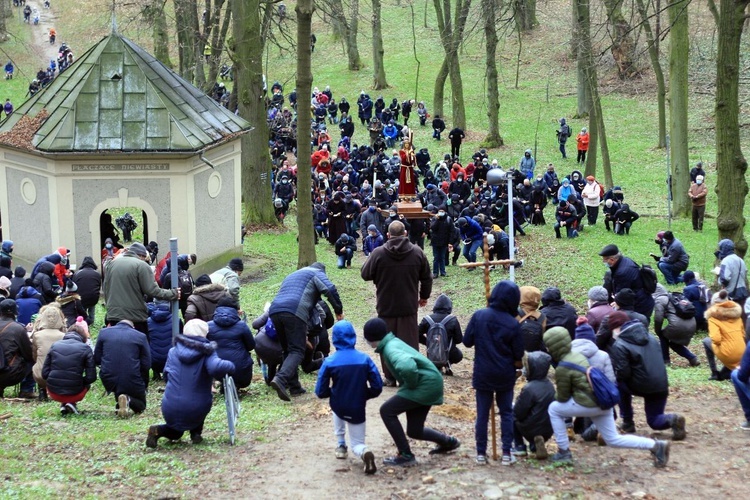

{"left": 71, "top": 164, "right": 170, "bottom": 172}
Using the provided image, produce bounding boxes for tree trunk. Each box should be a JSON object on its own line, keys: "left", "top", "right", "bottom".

{"left": 232, "top": 0, "right": 276, "bottom": 226}
{"left": 174, "top": 0, "right": 196, "bottom": 82}
{"left": 147, "top": 0, "right": 174, "bottom": 69}
{"left": 482, "top": 0, "right": 503, "bottom": 147}
{"left": 296, "top": 0, "right": 318, "bottom": 267}
{"left": 433, "top": 58, "right": 449, "bottom": 120}
{"left": 514, "top": 0, "right": 536, "bottom": 31}
{"left": 573, "top": 2, "right": 590, "bottom": 117}
{"left": 0, "top": 1, "right": 9, "bottom": 42}
{"left": 372, "top": 0, "right": 389, "bottom": 89}
{"left": 346, "top": 0, "right": 363, "bottom": 70}
{"left": 715, "top": 0, "right": 750, "bottom": 254}
{"left": 668, "top": 0, "right": 690, "bottom": 216}
{"left": 634, "top": 0, "right": 666, "bottom": 148}
{"left": 205, "top": 0, "right": 232, "bottom": 92}
{"left": 602, "top": 0, "right": 637, "bottom": 79}
{"left": 433, "top": 0, "right": 471, "bottom": 130}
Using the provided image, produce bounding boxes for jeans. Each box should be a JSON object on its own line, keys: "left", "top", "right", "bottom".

{"left": 385, "top": 137, "right": 395, "bottom": 148}
{"left": 475, "top": 389, "right": 514, "bottom": 455}
{"left": 432, "top": 245, "right": 447, "bottom": 276}
{"left": 730, "top": 369, "right": 750, "bottom": 420}
{"left": 333, "top": 414, "right": 367, "bottom": 458}
{"left": 549, "top": 399, "right": 656, "bottom": 451}
{"left": 337, "top": 248, "right": 353, "bottom": 268}
{"left": 702, "top": 337, "right": 733, "bottom": 377}
{"left": 380, "top": 395, "right": 451, "bottom": 455}
{"left": 657, "top": 261, "right": 684, "bottom": 284}
{"left": 657, "top": 330, "right": 696, "bottom": 363}
{"left": 554, "top": 222, "right": 577, "bottom": 238}
{"left": 617, "top": 384, "right": 672, "bottom": 430}
{"left": 559, "top": 142, "right": 567, "bottom": 159}
{"left": 270, "top": 312, "right": 308, "bottom": 391}
{"left": 462, "top": 239, "right": 482, "bottom": 263}
{"left": 614, "top": 221, "right": 631, "bottom": 235}
{"left": 433, "top": 129, "right": 441, "bottom": 140}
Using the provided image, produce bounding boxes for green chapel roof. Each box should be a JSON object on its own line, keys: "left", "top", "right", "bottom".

{"left": 0, "top": 33, "right": 250, "bottom": 153}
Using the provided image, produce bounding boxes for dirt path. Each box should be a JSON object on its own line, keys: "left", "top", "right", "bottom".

{"left": 22, "top": 0, "right": 59, "bottom": 73}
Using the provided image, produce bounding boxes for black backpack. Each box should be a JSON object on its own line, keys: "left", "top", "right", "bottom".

{"left": 424, "top": 315, "right": 454, "bottom": 368}
{"left": 640, "top": 264, "right": 658, "bottom": 294}
{"left": 669, "top": 292, "right": 696, "bottom": 319}
{"left": 519, "top": 312, "right": 547, "bottom": 353}
{"left": 177, "top": 270, "right": 194, "bottom": 299}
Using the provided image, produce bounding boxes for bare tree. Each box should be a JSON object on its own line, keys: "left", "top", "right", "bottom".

{"left": 668, "top": 0, "right": 689, "bottom": 215}
{"left": 602, "top": 0, "right": 637, "bottom": 79}
{"left": 433, "top": 0, "right": 472, "bottom": 130}
{"left": 173, "top": 0, "right": 201, "bottom": 84}
{"left": 514, "top": 0, "right": 536, "bottom": 31}
{"left": 482, "top": 0, "right": 502, "bottom": 147}
{"left": 372, "top": 0, "right": 389, "bottom": 88}
{"left": 142, "top": 0, "right": 174, "bottom": 69}
{"left": 634, "top": 0, "right": 666, "bottom": 148}
{"left": 318, "top": 0, "right": 363, "bottom": 70}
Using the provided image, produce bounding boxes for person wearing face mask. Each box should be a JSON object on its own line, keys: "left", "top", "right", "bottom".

{"left": 449, "top": 172, "right": 471, "bottom": 202}
{"left": 688, "top": 174, "right": 707, "bottom": 231}
{"left": 581, "top": 175, "right": 602, "bottom": 225}
{"left": 0, "top": 240, "right": 13, "bottom": 261}
{"left": 273, "top": 174, "right": 295, "bottom": 206}
{"left": 519, "top": 149, "right": 536, "bottom": 180}
{"left": 429, "top": 208, "right": 453, "bottom": 278}
{"left": 359, "top": 201, "right": 383, "bottom": 245}
{"left": 382, "top": 206, "right": 410, "bottom": 237}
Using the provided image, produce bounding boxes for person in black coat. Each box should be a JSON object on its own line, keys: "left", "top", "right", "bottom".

{"left": 595, "top": 288, "right": 649, "bottom": 352}
{"left": 42, "top": 325, "right": 96, "bottom": 415}
{"left": 432, "top": 115, "right": 446, "bottom": 140}
{"left": 0, "top": 299, "right": 35, "bottom": 398}
{"left": 71, "top": 256, "right": 101, "bottom": 325}
{"left": 334, "top": 233, "right": 357, "bottom": 269}
{"left": 600, "top": 244, "right": 655, "bottom": 319}
{"left": 609, "top": 313, "right": 686, "bottom": 439}
{"left": 33, "top": 261, "right": 59, "bottom": 304}
{"left": 9, "top": 266, "right": 26, "bottom": 299}
{"left": 418, "top": 294, "right": 463, "bottom": 371}
{"left": 448, "top": 127, "right": 465, "bottom": 159}
{"left": 94, "top": 320, "right": 151, "bottom": 417}
{"left": 429, "top": 210, "right": 453, "bottom": 278}
{"left": 56, "top": 280, "right": 86, "bottom": 327}
{"left": 613, "top": 203, "right": 639, "bottom": 235}
{"left": 0, "top": 256, "right": 12, "bottom": 281}
{"left": 207, "top": 297, "right": 256, "bottom": 389}
{"left": 512, "top": 351, "right": 555, "bottom": 458}
{"left": 540, "top": 287, "right": 578, "bottom": 339}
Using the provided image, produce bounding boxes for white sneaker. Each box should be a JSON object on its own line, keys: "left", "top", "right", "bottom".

{"left": 501, "top": 454, "right": 517, "bottom": 466}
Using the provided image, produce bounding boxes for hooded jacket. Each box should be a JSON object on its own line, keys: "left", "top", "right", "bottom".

{"left": 0, "top": 315, "right": 34, "bottom": 388}
{"left": 464, "top": 281, "right": 524, "bottom": 392}
{"left": 513, "top": 351, "right": 555, "bottom": 439}
{"left": 33, "top": 261, "right": 58, "bottom": 304}
{"left": 42, "top": 331, "right": 96, "bottom": 396}
{"left": 717, "top": 239, "right": 748, "bottom": 300}
{"left": 56, "top": 291, "right": 86, "bottom": 327}
{"left": 16, "top": 286, "right": 43, "bottom": 325}
{"left": 71, "top": 257, "right": 101, "bottom": 308}
{"left": 375, "top": 332, "right": 443, "bottom": 406}
{"left": 184, "top": 283, "right": 229, "bottom": 322}
{"left": 94, "top": 321, "right": 151, "bottom": 397}
{"left": 519, "top": 150, "right": 535, "bottom": 176}
{"left": 270, "top": 263, "right": 343, "bottom": 323}
{"left": 705, "top": 300, "right": 745, "bottom": 370}
{"left": 571, "top": 338, "right": 615, "bottom": 382}
{"left": 610, "top": 320, "right": 668, "bottom": 395}
{"left": 543, "top": 326, "right": 597, "bottom": 407}
{"left": 208, "top": 306, "right": 256, "bottom": 388}
{"left": 659, "top": 238, "right": 689, "bottom": 271}
{"left": 653, "top": 284, "right": 696, "bottom": 346}
{"left": 31, "top": 305, "right": 66, "bottom": 387}
{"left": 540, "top": 287, "right": 578, "bottom": 339}
{"left": 609, "top": 255, "right": 655, "bottom": 318}
{"left": 361, "top": 236, "right": 432, "bottom": 318}
{"left": 315, "top": 321, "right": 383, "bottom": 424}
{"left": 458, "top": 216, "right": 483, "bottom": 242}
{"left": 418, "top": 294, "right": 463, "bottom": 351}
{"left": 161, "top": 335, "right": 235, "bottom": 431}
{"left": 147, "top": 302, "right": 178, "bottom": 373}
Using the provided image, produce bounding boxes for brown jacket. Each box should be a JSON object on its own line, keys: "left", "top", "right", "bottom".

{"left": 689, "top": 182, "right": 707, "bottom": 207}
{"left": 184, "top": 283, "right": 229, "bottom": 322}
{"left": 32, "top": 305, "right": 67, "bottom": 387}
{"left": 361, "top": 236, "right": 432, "bottom": 318}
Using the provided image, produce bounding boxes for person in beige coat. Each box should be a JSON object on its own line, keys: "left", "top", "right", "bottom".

{"left": 32, "top": 304, "right": 67, "bottom": 399}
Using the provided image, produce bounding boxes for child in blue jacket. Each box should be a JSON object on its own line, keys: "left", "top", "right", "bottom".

{"left": 315, "top": 320, "right": 383, "bottom": 474}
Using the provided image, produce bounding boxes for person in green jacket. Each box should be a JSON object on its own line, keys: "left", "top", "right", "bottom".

{"left": 544, "top": 319, "right": 671, "bottom": 467}
{"left": 364, "top": 318, "right": 460, "bottom": 467}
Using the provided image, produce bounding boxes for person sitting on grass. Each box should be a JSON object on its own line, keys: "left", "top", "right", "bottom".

{"left": 543, "top": 322, "right": 671, "bottom": 467}
{"left": 315, "top": 320, "right": 382, "bottom": 474}
{"left": 42, "top": 324, "right": 96, "bottom": 415}
{"left": 146, "top": 319, "right": 235, "bottom": 448}
{"left": 364, "top": 318, "right": 460, "bottom": 467}
{"left": 511, "top": 351, "right": 555, "bottom": 460}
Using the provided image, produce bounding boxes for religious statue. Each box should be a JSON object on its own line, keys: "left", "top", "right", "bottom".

{"left": 398, "top": 134, "right": 417, "bottom": 199}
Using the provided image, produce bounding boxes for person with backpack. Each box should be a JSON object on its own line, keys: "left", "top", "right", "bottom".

{"left": 418, "top": 294, "right": 463, "bottom": 375}
{"left": 161, "top": 255, "right": 195, "bottom": 317}
{"left": 652, "top": 284, "right": 699, "bottom": 366}
{"left": 681, "top": 271, "right": 708, "bottom": 330}
{"left": 543, "top": 323, "right": 671, "bottom": 467}
{"left": 209, "top": 258, "right": 243, "bottom": 304}
{"left": 315, "top": 320, "right": 383, "bottom": 474}
{"left": 703, "top": 290, "right": 746, "bottom": 381}
{"left": 608, "top": 311, "right": 687, "bottom": 440}
{"left": 511, "top": 351, "right": 555, "bottom": 459}
{"left": 599, "top": 244, "right": 655, "bottom": 320}
{"left": 556, "top": 118, "right": 571, "bottom": 159}
{"left": 715, "top": 239, "right": 749, "bottom": 310}
{"left": 463, "top": 280, "right": 525, "bottom": 465}
{"left": 516, "top": 286, "right": 547, "bottom": 353}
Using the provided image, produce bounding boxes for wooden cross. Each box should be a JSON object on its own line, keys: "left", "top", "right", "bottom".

{"left": 458, "top": 234, "right": 519, "bottom": 461}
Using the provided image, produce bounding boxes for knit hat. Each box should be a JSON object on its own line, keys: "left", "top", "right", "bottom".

{"left": 426, "top": 184, "right": 436, "bottom": 190}
{"left": 129, "top": 242, "right": 148, "bottom": 258}
{"left": 656, "top": 231, "right": 665, "bottom": 240}
{"left": 0, "top": 276, "right": 10, "bottom": 291}
{"left": 0, "top": 298, "right": 17, "bottom": 316}
{"left": 682, "top": 270, "right": 695, "bottom": 284}
{"left": 229, "top": 258, "right": 244, "bottom": 272}
{"left": 184, "top": 319, "right": 209, "bottom": 338}
{"left": 607, "top": 311, "right": 630, "bottom": 331}
{"left": 218, "top": 296, "right": 238, "bottom": 309}
{"left": 711, "top": 290, "right": 730, "bottom": 305}
{"left": 587, "top": 286, "right": 609, "bottom": 303}
{"left": 599, "top": 244, "right": 619, "bottom": 257}
{"left": 363, "top": 318, "right": 388, "bottom": 342}
{"left": 614, "top": 288, "right": 635, "bottom": 309}
{"left": 74, "top": 316, "right": 90, "bottom": 338}
{"left": 65, "top": 280, "right": 78, "bottom": 292}
{"left": 195, "top": 274, "right": 212, "bottom": 287}
{"left": 574, "top": 318, "right": 596, "bottom": 342}
{"left": 14, "top": 266, "right": 25, "bottom": 278}
{"left": 367, "top": 224, "right": 377, "bottom": 232}
{"left": 586, "top": 175, "right": 595, "bottom": 181}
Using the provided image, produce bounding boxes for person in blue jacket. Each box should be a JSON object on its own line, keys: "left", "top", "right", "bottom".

{"left": 463, "top": 280, "right": 525, "bottom": 465}
{"left": 382, "top": 122, "right": 399, "bottom": 148}
{"left": 730, "top": 343, "right": 750, "bottom": 430}
{"left": 315, "top": 320, "right": 382, "bottom": 474}
{"left": 457, "top": 216, "right": 483, "bottom": 265}
{"left": 208, "top": 296, "right": 255, "bottom": 389}
{"left": 146, "top": 319, "right": 235, "bottom": 447}
{"left": 147, "top": 301, "right": 181, "bottom": 380}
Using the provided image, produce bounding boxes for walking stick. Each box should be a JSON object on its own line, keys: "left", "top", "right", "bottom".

{"left": 460, "top": 235, "right": 520, "bottom": 461}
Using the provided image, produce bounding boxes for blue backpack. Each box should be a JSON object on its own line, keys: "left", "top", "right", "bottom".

{"left": 559, "top": 361, "right": 620, "bottom": 410}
